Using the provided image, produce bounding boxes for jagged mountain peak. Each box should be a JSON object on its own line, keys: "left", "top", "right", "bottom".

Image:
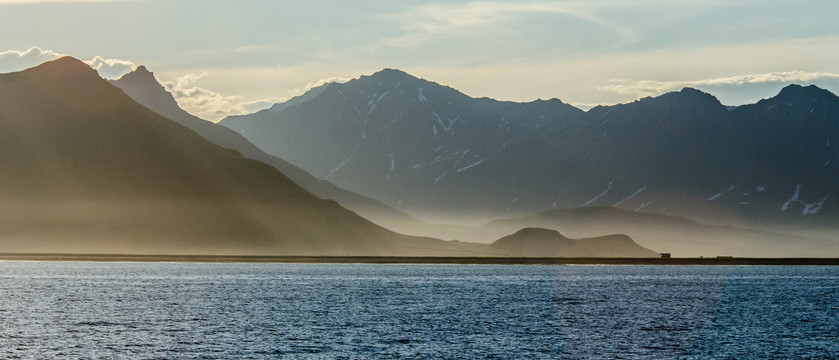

{"left": 369, "top": 68, "right": 416, "bottom": 80}
{"left": 587, "top": 87, "right": 724, "bottom": 116}
{"left": 23, "top": 56, "right": 99, "bottom": 82}
{"left": 110, "top": 65, "right": 183, "bottom": 119}
{"left": 34, "top": 56, "right": 92, "bottom": 72}
{"left": 351, "top": 68, "right": 462, "bottom": 97}
{"left": 739, "top": 83, "right": 839, "bottom": 120}
{"left": 354, "top": 68, "right": 422, "bottom": 86}
{"left": 114, "top": 65, "right": 164, "bottom": 89}
{"left": 651, "top": 87, "right": 724, "bottom": 108}
{"left": 775, "top": 83, "right": 838, "bottom": 102}
{"left": 133, "top": 65, "right": 151, "bottom": 74}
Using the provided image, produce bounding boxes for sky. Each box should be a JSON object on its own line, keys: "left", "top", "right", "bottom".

{"left": 1, "top": 0, "right": 838, "bottom": 121}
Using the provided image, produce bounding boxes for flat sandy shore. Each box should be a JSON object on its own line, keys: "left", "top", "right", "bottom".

{"left": 2, "top": 253, "right": 839, "bottom": 265}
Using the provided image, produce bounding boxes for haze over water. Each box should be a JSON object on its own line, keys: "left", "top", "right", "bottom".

{"left": 1, "top": 262, "right": 837, "bottom": 359}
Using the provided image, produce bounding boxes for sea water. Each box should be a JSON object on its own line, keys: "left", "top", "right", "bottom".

{"left": 0, "top": 262, "right": 837, "bottom": 359}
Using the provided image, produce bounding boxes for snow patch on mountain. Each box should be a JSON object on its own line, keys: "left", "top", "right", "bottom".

{"left": 635, "top": 201, "right": 653, "bottom": 211}
{"left": 366, "top": 90, "right": 390, "bottom": 115}
{"left": 434, "top": 171, "right": 448, "bottom": 183}
{"left": 432, "top": 112, "right": 451, "bottom": 132}
{"left": 456, "top": 158, "right": 486, "bottom": 173}
{"left": 781, "top": 184, "right": 802, "bottom": 211}
{"left": 615, "top": 186, "right": 647, "bottom": 206}
{"left": 708, "top": 185, "right": 737, "bottom": 201}
{"left": 325, "top": 147, "right": 359, "bottom": 180}
{"left": 776, "top": 184, "right": 829, "bottom": 215}
{"left": 803, "top": 194, "right": 831, "bottom": 215}
{"left": 387, "top": 153, "right": 396, "bottom": 180}
{"left": 582, "top": 181, "right": 613, "bottom": 206}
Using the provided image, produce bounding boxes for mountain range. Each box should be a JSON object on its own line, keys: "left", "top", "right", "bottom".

{"left": 220, "top": 69, "right": 839, "bottom": 231}
{"left": 106, "top": 63, "right": 839, "bottom": 257}
{"left": 0, "top": 56, "right": 655, "bottom": 258}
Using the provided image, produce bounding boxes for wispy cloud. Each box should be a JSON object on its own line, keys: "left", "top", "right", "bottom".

{"left": 378, "top": 1, "right": 635, "bottom": 48}
{"left": 598, "top": 71, "right": 839, "bottom": 98}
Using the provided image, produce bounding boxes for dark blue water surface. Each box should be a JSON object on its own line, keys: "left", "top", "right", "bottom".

{"left": 0, "top": 263, "right": 837, "bottom": 359}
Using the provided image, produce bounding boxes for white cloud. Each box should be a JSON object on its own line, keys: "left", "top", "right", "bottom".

{"left": 598, "top": 71, "right": 839, "bottom": 98}
{"left": 160, "top": 72, "right": 282, "bottom": 122}
{"left": 0, "top": 46, "right": 63, "bottom": 73}
{"left": 0, "top": 46, "right": 138, "bottom": 79}
{"left": 291, "top": 76, "right": 351, "bottom": 96}
{"left": 85, "top": 56, "right": 136, "bottom": 79}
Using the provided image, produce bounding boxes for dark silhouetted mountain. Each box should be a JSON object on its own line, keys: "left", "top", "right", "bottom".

{"left": 221, "top": 70, "right": 839, "bottom": 229}
{"left": 490, "top": 227, "right": 656, "bottom": 257}
{"left": 0, "top": 57, "right": 456, "bottom": 256}
{"left": 109, "top": 66, "right": 426, "bottom": 233}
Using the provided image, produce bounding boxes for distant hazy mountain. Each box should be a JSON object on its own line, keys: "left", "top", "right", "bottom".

{"left": 221, "top": 70, "right": 839, "bottom": 229}
{"left": 109, "top": 66, "right": 424, "bottom": 232}
{"left": 490, "top": 228, "right": 656, "bottom": 258}
{"left": 0, "top": 57, "right": 455, "bottom": 256}
{"left": 475, "top": 207, "right": 839, "bottom": 257}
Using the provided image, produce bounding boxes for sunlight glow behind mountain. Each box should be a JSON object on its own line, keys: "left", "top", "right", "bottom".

{"left": 0, "top": 1, "right": 837, "bottom": 120}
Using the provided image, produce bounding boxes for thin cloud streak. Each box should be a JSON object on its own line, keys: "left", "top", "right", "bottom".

{"left": 378, "top": 1, "right": 636, "bottom": 48}
{"left": 599, "top": 71, "right": 839, "bottom": 97}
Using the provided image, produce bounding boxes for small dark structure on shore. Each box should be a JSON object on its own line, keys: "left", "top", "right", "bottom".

{"left": 659, "top": 253, "right": 671, "bottom": 258}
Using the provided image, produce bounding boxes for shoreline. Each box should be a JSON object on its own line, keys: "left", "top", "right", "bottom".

{"left": 2, "top": 253, "right": 839, "bottom": 265}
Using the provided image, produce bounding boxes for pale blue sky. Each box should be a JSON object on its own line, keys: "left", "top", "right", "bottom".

{"left": 1, "top": 0, "right": 838, "bottom": 120}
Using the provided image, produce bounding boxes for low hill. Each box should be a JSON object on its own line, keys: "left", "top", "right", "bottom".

{"left": 480, "top": 207, "right": 839, "bottom": 257}
{"left": 490, "top": 228, "right": 657, "bottom": 257}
